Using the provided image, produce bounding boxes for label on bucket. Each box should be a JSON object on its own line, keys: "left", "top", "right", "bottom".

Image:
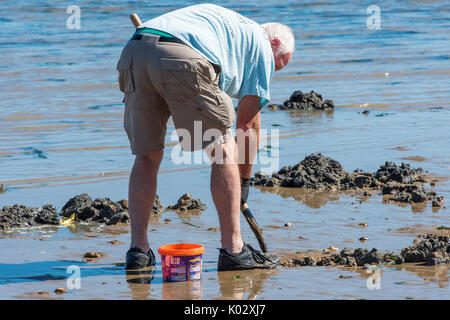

{"left": 190, "top": 264, "right": 201, "bottom": 273}
{"left": 171, "top": 257, "right": 181, "bottom": 264}
{"left": 161, "top": 254, "right": 203, "bottom": 282}
{"left": 171, "top": 266, "right": 187, "bottom": 274}
{"left": 189, "top": 271, "right": 201, "bottom": 280}
{"left": 188, "top": 258, "right": 202, "bottom": 281}
{"left": 170, "top": 275, "right": 187, "bottom": 282}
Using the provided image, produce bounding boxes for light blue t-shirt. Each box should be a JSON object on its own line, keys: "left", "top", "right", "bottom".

{"left": 142, "top": 3, "right": 275, "bottom": 108}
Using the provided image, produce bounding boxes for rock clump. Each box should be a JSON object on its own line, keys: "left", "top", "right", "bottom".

{"left": 382, "top": 184, "right": 436, "bottom": 203}
{"left": 166, "top": 193, "right": 206, "bottom": 212}
{"left": 280, "top": 247, "right": 403, "bottom": 268}
{"left": 401, "top": 234, "right": 450, "bottom": 266}
{"left": 0, "top": 193, "right": 164, "bottom": 230}
{"left": 60, "top": 193, "right": 163, "bottom": 225}
{"left": 251, "top": 153, "right": 441, "bottom": 205}
{"left": 432, "top": 197, "right": 445, "bottom": 208}
{"left": 281, "top": 234, "right": 450, "bottom": 268}
{"left": 0, "top": 204, "right": 59, "bottom": 230}
{"left": 268, "top": 90, "right": 335, "bottom": 111}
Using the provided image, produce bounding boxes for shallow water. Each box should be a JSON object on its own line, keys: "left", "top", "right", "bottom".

{"left": 0, "top": 0, "right": 449, "bottom": 299}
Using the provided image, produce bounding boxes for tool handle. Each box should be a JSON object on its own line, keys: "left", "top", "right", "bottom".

{"left": 241, "top": 203, "right": 268, "bottom": 253}
{"left": 130, "top": 13, "right": 142, "bottom": 27}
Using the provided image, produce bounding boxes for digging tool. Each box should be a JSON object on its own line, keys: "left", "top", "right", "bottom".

{"left": 128, "top": 13, "right": 269, "bottom": 253}
{"left": 241, "top": 202, "right": 268, "bottom": 253}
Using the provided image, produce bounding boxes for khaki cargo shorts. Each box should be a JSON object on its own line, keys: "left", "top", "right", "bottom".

{"left": 116, "top": 34, "right": 235, "bottom": 155}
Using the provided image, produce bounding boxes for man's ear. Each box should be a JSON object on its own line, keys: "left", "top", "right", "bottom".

{"left": 270, "top": 38, "right": 281, "bottom": 48}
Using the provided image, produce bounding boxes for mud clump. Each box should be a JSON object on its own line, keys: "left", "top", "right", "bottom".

{"left": 268, "top": 90, "right": 335, "bottom": 111}
{"left": 401, "top": 234, "right": 450, "bottom": 266}
{"left": 252, "top": 154, "right": 344, "bottom": 190}
{"left": 280, "top": 247, "right": 402, "bottom": 268}
{"left": 61, "top": 193, "right": 128, "bottom": 225}
{"left": 432, "top": 197, "right": 445, "bottom": 208}
{"left": 0, "top": 193, "right": 164, "bottom": 230}
{"left": 83, "top": 251, "right": 106, "bottom": 262}
{"left": 54, "top": 288, "right": 68, "bottom": 294}
{"left": 0, "top": 204, "right": 59, "bottom": 230}
{"left": 281, "top": 234, "right": 450, "bottom": 269}
{"left": 281, "top": 248, "right": 402, "bottom": 268}
{"left": 60, "top": 193, "right": 162, "bottom": 225}
{"left": 166, "top": 193, "right": 206, "bottom": 212}
{"left": 83, "top": 251, "right": 105, "bottom": 259}
{"left": 382, "top": 184, "right": 436, "bottom": 203}
{"left": 377, "top": 162, "right": 436, "bottom": 203}
{"left": 281, "top": 256, "right": 319, "bottom": 268}
{"left": 251, "top": 153, "right": 442, "bottom": 205}
{"left": 251, "top": 153, "right": 378, "bottom": 191}
{"left": 374, "top": 161, "right": 424, "bottom": 184}
{"left": 152, "top": 195, "right": 164, "bottom": 214}
{"left": 108, "top": 239, "right": 124, "bottom": 245}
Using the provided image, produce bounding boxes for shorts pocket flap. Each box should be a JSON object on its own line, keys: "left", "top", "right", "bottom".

{"left": 161, "top": 58, "right": 197, "bottom": 72}
{"left": 117, "top": 54, "right": 132, "bottom": 71}
{"left": 117, "top": 54, "right": 134, "bottom": 93}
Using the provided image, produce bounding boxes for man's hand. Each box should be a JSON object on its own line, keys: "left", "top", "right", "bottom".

{"left": 235, "top": 95, "right": 261, "bottom": 180}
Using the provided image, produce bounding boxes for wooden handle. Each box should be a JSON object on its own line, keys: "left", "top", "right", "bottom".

{"left": 241, "top": 203, "right": 268, "bottom": 253}
{"left": 130, "top": 13, "right": 142, "bottom": 27}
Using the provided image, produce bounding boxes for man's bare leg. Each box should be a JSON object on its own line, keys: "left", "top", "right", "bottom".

{"left": 209, "top": 139, "right": 244, "bottom": 254}
{"left": 128, "top": 150, "right": 163, "bottom": 252}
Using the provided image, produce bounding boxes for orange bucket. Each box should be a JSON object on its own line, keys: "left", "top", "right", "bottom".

{"left": 158, "top": 243, "right": 204, "bottom": 282}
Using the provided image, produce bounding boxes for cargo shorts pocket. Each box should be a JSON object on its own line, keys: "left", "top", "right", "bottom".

{"left": 116, "top": 53, "right": 135, "bottom": 94}
{"left": 160, "top": 58, "right": 200, "bottom": 94}
{"left": 215, "top": 92, "right": 235, "bottom": 128}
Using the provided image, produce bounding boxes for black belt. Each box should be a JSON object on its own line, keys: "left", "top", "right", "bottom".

{"left": 131, "top": 33, "right": 185, "bottom": 45}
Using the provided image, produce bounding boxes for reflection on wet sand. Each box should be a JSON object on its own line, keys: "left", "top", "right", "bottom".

{"left": 2, "top": 113, "right": 43, "bottom": 121}
{"left": 274, "top": 68, "right": 450, "bottom": 82}
{"left": 400, "top": 156, "right": 428, "bottom": 162}
{"left": 125, "top": 264, "right": 204, "bottom": 300}
{"left": 215, "top": 269, "right": 278, "bottom": 300}
{"left": 161, "top": 279, "right": 203, "bottom": 300}
{"left": 258, "top": 186, "right": 441, "bottom": 213}
{"left": 13, "top": 124, "right": 71, "bottom": 132}
{"left": 287, "top": 109, "right": 334, "bottom": 122}
{"left": 0, "top": 127, "right": 322, "bottom": 160}
{"left": 65, "top": 222, "right": 107, "bottom": 235}
{"left": 393, "top": 264, "right": 449, "bottom": 289}
{"left": 351, "top": 263, "right": 449, "bottom": 289}
{"left": 381, "top": 195, "right": 429, "bottom": 214}
{"left": 0, "top": 166, "right": 209, "bottom": 189}
{"left": 257, "top": 186, "right": 340, "bottom": 209}
{"left": 125, "top": 267, "right": 156, "bottom": 300}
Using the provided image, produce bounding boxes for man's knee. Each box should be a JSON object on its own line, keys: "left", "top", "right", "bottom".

{"left": 207, "top": 138, "right": 237, "bottom": 164}
{"left": 135, "top": 150, "right": 163, "bottom": 168}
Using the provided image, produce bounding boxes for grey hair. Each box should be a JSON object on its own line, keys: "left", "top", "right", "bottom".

{"left": 261, "top": 22, "right": 295, "bottom": 55}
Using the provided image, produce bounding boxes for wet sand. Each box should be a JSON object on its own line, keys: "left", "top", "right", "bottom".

{"left": 1, "top": 1, "right": 450, "bottom": 299}
{"left": 1, "top": 222, "right": 449, "bottom": 300}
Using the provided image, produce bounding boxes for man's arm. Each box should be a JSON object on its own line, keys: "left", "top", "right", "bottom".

{"left": 235, "top": 95, "right": 261, "bottom": 180}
